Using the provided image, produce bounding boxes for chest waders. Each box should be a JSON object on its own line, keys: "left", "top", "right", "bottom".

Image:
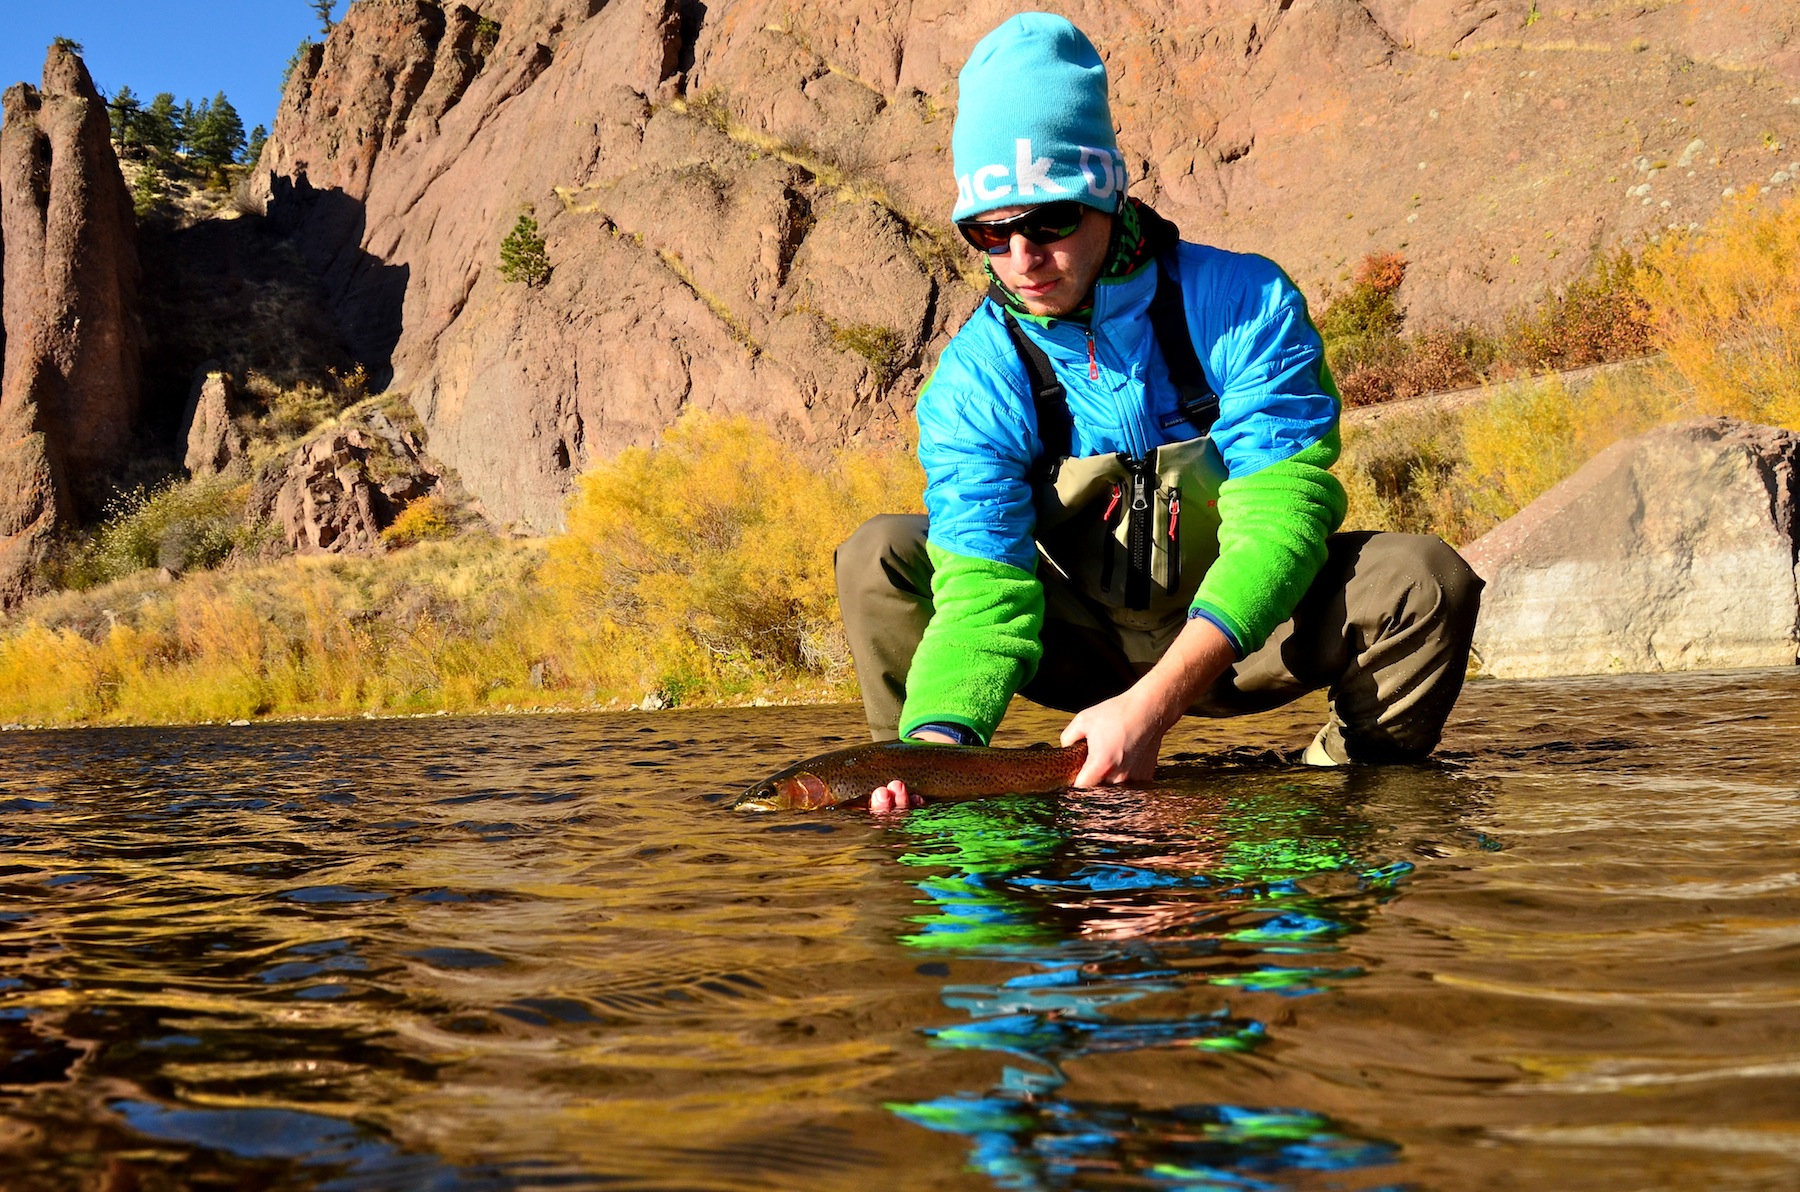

{"left": 998, "top": 259, "right": 1227, "bottom": 641}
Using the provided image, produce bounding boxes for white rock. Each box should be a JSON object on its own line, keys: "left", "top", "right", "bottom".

{"left": 1463, "top": 419, "right": 1800, "bottom": 679}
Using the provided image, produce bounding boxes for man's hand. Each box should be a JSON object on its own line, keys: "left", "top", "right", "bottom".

{"left": 869, "top": 780, "right": 924, "bottom": 813}
{"left": 1061, "top": 687, "right": 1166, "bottom": 785}
{"left": 1061, "top": 616, "right": 1238, "bottom": 787}
{"left": 866, "top": 727, "right": 959, "bottom": 813}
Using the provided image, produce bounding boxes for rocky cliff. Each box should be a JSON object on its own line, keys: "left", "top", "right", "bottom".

{"left": 255, "top": 0, "right": 1800, "bottom": 533}
{"left": 0, "top": 45, "right": 142, "bottom": 606}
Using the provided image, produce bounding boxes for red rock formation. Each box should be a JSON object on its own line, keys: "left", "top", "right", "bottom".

{"left": 249, "top": 411, "right": 441, "bottom": 554}
{"left": 0, "top": 43, "right": 141, "bottom": 606}
{"left": 180, "top": 365, "right": 245, "bottom": 478}
{"left": 258, "top": 0, "right": 1800, "bottom": 532}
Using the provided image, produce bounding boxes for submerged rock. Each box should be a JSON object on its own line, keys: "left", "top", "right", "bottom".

{"left": 1464, "top": 418, "right": 1800, "bottom": 679}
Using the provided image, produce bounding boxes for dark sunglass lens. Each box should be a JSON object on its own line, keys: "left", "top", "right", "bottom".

{"left": 957, "top": 220, "right": 1012, "bottom": 253}
{"left": 1022, "top": 205, "right": 1084, "bottom": 244}
{"left": 958, "top": 203, "right": 1087, "bottom": 254}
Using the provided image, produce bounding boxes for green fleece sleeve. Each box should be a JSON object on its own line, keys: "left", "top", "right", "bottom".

{"left": 1189, "top": 430, "right": 1348, "bottom": 655}
{"left": 897, "top": 542, "right": 1045, "bottom": 743}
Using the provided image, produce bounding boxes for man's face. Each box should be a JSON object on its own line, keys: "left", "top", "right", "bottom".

{"left": 975, "top": 204, "right": 1113, "bottom": 318}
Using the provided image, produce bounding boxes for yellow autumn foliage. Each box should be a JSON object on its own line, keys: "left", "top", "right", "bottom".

{"left": 1342, "top": 191, "right": 1800, "bottom": 544}
{"left": 545, "top": 412, "right": 922, "bottom": 703}
{"left": 0, "top": 414, "right": 920, "bottom": 725}
{"left": 1636, "top": 187, "right": 1800, "bottom": 429}
{"left": 3, "top": 195, "right": 1793, "bottom": 726}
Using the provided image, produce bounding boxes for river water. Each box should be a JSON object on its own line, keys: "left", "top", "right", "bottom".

{"left": 1, "top": 669, "right": 1798, "bottom": 1190}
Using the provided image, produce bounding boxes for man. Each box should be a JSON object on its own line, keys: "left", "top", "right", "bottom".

{"left": 837, "top": 13, "right": 1482, "bottom": 812}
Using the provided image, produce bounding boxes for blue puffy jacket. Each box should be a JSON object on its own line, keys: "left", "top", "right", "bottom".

{"left": 899, "top": 241, "right": 1347, "bottom": 743}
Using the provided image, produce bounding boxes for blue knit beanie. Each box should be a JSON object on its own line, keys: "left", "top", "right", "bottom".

{"left": 951, "top": 13, "right": 1126, "bottom": 221}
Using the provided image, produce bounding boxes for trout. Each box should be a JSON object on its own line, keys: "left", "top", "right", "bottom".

{"left": 733, "top": 740, "right": 1088, "bottom": 811}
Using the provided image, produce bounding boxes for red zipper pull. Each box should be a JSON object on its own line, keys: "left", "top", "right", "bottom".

{"left": 1102, "top": 483, "right": 1121, "bottom": 522}
{"left": 1087, "top": 332, "right": 1099, "bottom": 381}
{"left": 1169, "top": 494, "right": 1180, "bottom": 540}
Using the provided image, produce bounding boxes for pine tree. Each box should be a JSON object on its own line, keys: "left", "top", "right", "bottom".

{"left": 107, "top": 85, "right": 142, "bottom": 152}
{"left": 190, "top": 91, "right": 245, "bottom": 173}
{"left": 132, "top": 166, "right": 164, "bottom": 217}
{"left": 310, "top": 0, "right": 337, "bottom": 37}
{"left": 498, "top": 212, "right": 551, "bottom": 286}
{"left": 246, "top": 125, "right": 269, "bottom": 164}
{"left": 179, "top": 99, "right": 199, "bottom": 154}
{"left": 140, "top": 93, "right": 181, "bottom": 157}
{"left": 285, "top": 39, "right": 316, "bottom": 87}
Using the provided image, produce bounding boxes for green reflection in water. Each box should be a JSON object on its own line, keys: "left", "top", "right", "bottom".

{"left": 886, "top": 783, "right": 1413, "bottom": 1190}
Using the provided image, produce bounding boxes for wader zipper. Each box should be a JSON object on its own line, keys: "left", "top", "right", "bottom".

{"left": 1125, "top": 460, "right": 1152, "bottom": 610}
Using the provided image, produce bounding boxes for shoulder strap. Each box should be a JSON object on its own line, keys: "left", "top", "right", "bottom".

{"left": 992, "top": 258, "right": 1216, "bottom": 481}
{"left": 993, "top": 298, "right": 1073, "bottom": 480}
{"left": 1147, "top": 256, "right": 1219, "bottom": 434}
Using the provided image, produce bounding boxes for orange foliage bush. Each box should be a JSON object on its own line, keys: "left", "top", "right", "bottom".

{"left": 1353, "top": 250, "right": 1407, "bottom": 295}
{"left": 1321, "top": 244, "right": 1656, "bottom": 408}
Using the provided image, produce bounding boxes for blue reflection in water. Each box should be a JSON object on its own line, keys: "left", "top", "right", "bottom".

{"left": 112, "top": 1100, "right": 508, "bottom": 1190}
{"left": 886, "top": 787, "right": 1413, "bottom": 1190}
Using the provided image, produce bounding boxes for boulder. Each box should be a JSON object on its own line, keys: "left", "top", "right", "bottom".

{"left": 255, "top": 0, "right": 1800, "bottom": 533}
{"left": 180, "top": 365, "right": 246, "bottom": 477}
{"left": 250, "top": 411, "right": 441, "bottom": 555}
{"left": 1463, "top": 418, "right": 1800, "bottom": 679}
{"left": 0, "top": 43, "right": 142, "bottom": 605}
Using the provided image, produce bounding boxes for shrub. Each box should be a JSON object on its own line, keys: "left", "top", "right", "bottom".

{"left": 831, "top": 322, "right": 907, "bottom": 387}
{"left": 473, "top": 16, "right": 502, "bottom": 57}
{"left": 1338, "top": 407, "right": 1482, "bottom": 542}
{"left": 1502, "top": 247, "right": 1653, "bottom": 371}
{"left": 132, "top": 166, "right": 165, "bottom": 217}
{"left": 382, "top": 495, "right": 458, "bottom": 547}
{"left": 1636, "top": 188, "right": 1800, "bottom": 429}
{"left": 248, "top": 376, "right": 358, "bottom": 444}
{"left": 59, "top": 475, "right": 252, "bottom": 588}
{"left": 1339, "top": 361, "right": 1688, "bottom": 545}
{"left": 499, "top": 212, "right": 551, "bottom": 286}
{"left": 1317, "top": 251, "right": 1496, "bottom": 408}
{"left": 543, "top": 412, "right": 921, "bottom": 703}
{"left": 0, "top": 539, "right": 557, "bottom": 725}
{"left": 1316, "top": 251, "right": 1407, "bottom": 346}
{"left": 1458, "top": 363, "right": 1685, "bottom": 525}
{"left": 1331, "top": 325, "right": 1491, "bottom": 407}
{"left": 1320, "top": 244, "right": 1661, "bottom": 410}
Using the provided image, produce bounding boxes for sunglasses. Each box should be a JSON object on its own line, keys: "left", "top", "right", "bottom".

{"left": 956, "top": 200, "right": 1088, "bottom": 255}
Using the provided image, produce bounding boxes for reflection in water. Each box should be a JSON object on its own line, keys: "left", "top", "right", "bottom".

{"left": 0, "top": 670, "right": 1797, "bottom": 1188}
{"left": 887, "top": 786, "right": 1412, "bottom": 1189}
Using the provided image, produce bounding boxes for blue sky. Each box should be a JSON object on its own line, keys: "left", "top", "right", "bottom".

{"left": 0, "top": 0, "right": 334, "bottom": 137}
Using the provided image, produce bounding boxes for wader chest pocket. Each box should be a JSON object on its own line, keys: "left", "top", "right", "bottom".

{"left": 1034, "top": 436, "right": 1225, "bottom": 617}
